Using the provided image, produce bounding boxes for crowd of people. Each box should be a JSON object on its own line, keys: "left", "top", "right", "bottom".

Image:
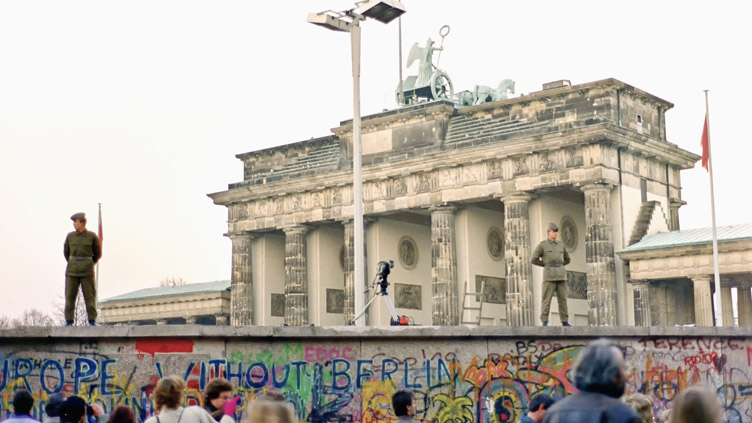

{"left": 1, "top": 340, "right": 726, "bottom": 423}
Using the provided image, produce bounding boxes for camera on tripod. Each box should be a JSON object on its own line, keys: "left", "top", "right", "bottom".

{"left": 351, "top": 259, "right": 410, "bottom": 326}
{"left": 375, "top": 260, "right": 394, "bottom": 294}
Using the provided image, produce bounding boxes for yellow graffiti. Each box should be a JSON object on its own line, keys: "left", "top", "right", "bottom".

{"left": 432, "top": 394, "right": 473, "bottom": 423}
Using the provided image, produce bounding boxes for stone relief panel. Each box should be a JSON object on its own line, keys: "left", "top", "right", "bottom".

{"left": 332, "top": 188, "right": 343, "bottom": 205}
{"left": 394, "top": 283, "right": 422, "bottom": 310}
{"left": 513, "top": 157, "right": 529, "bottom": 177}
{"left": 271, "top": 293, "right": 285, "bottom": 317}
{"left": 398, "top": 236, "right": 419, "bottom": 270}
{"left": 439, "top": 168, "right": 460, "bottom": 188}
{"left": 326, "top": 288, "right": 345, "bottom": 314}
{"left": 414, "top": 173, "right": 435, "bottom": 193}
{"left": 475, "top": 275, "right": 506, "bottom": 304}
{"left": 311, "top": 192, "right": 323, "bottom": 208}
{"left": 559, "top": 215, "right": 578, "bottom": 252}
{"left": 488, "top": 160, "right": 503, "bottom": 180}
{"left": 537, "top": 152, "right": 556, "bottom": 172}
{"left": 390, "top": 177, "right": 408, "bottom": 197}
{"left": 567, "top": 271, "right": 587, "bottom": 300}
{"left": 564, "top": 147, "right": 584, "bottom": 168}
{"left": 487, "top": 227, "right": 504, "bottom": 261}
{"left": 462, "top": 165, "right": 481, "bottom": 185}
{"left": 274, "top": 198, "right": 284, "bottom": 214}
{"left": 369, "top": 180, "right": 387, "bottom": 200}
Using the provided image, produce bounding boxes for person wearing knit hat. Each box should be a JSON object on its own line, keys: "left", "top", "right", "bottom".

{"left": 44, "top": 393, "right": 66, "bottom": 423}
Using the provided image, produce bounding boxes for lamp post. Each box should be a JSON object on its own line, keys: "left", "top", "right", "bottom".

{"left": 308, "top": 0, "right": 406, "bottom": 326}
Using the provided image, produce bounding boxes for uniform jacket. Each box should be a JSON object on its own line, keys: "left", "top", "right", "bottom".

{"left": 542, "top": 392, "right": 640, "bottom": 423}
{"left": 64, "top": 230, "right": 101, "bottom": 276}
{"left": 531, "top": 239, "right": 570, "bottom": 282}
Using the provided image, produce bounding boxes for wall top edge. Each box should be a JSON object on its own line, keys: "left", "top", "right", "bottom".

{"left": 1, "top": 325, "right": 749, "bottom": 340}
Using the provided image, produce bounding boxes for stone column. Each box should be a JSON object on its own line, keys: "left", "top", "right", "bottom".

{"left": 582, "top": 183, "right": 617, "bottom": 326}
{"left": 430, "top": 205, "right": 459, "bottom": 326}
{"left": 216, "top": 315, "right": 229, "bottom": 326}
{"left": 692, "top": 276, "right": 714, "bottom": 326}
{"left": 631, "top": 280, "right": 651, "bottom": 326}
{"left": 185, "top": 316, "right": 198, "bottom": 325}
{"left": 156, "top": 319, "right": 168, "bottom": 325}
{"left": 668, "top": 198, "right": 684, "bottom": 231}
{"left": 721, "top": 287, "right": 734, "bottom": 326}
{"left": 501, "top": 194, "right": 534, "bottom": 326}
{"left": 284, "top": 225, "right": 309, "bottom": 326}
{"left": 230, "top": 233, "right": 254, "bottom": 326}
{"left": 343, "top": 220, "right": 356, "bottom": 324}
{"left": 738, "top": 286, "right": 752, "bottom": 327}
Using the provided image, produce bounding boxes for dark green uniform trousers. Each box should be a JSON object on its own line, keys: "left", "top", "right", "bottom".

{"left": 540, "top": 280, "right": 568, "bottom": 324}
{"left": 65, "top": 275, "right": 97, "bottom": 322}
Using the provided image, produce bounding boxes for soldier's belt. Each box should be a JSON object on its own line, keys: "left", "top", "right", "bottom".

{"left": 546, "top": 264, "right": 563, "bottom": 267}
{"left": 70, "top": 256, "right": 93, "bottom": 261}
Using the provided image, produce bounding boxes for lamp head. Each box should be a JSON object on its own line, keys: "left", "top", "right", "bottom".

{"left": 357, "top": 0, "right": 406, "bottom": 24}
{"left": 307, "top": 12, "right": 352, "bottom": 32}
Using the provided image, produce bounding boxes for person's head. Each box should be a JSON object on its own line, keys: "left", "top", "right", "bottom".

{"left": 45, "top": 393, "right": 66, "bottom": 418}
{"left": 154, "top": 376, "right": 186, "bottom": 410}
{"left": 527, "top": 394, "right": 555, "bottom": 422}
{"left": 547, "top": 223, "right": 558, "bottom": 241}
{"left": 71, "top": 213, "right": 87, "bottom": 232}
{"left": 573, "top": 339, "right": 626, "bottom": 398}
{"left": 204, "top": 378, "right": 234, "bottom": 410}
{"left": 13, "top": 389, "right": 34, "bottom": 416}
{"left": 392, "top": 390, "right": 415, "bottom": 417}
{"left": 624, "top": 394, "right": 654, "bottom": 423}
{"left": 107, "top": 405, "right": 135, "bottom": 423}
{"left": 669, "top": 385, "right": 722, "bottom": 423}
{"left": 248, "top": 400, "right": 297, "bottom": 423}
{"left": 60, "top": 396, "right": 87, "bottom": 423}
{"left": 256, "top": 391, "right": 286, "bottom": 402}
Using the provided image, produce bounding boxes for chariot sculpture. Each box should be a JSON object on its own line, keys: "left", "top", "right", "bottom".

{"left": 397, "top": 25, "right": 515, "bottom": 108}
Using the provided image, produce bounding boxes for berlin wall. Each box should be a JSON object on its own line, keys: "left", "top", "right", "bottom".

{"left": 1, "top": 326, "right": 751, "bottom": 423}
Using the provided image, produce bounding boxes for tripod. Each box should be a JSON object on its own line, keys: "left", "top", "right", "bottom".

{"left": 351, "top": 261, "right": 408, "bottom": 325}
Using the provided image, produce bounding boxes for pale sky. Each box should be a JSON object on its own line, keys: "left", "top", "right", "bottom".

{"left": 1, "top": 1, "right": 749, "bottom": 321}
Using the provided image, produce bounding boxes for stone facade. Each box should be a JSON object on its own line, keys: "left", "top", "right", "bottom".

{"left": 209, "top": 78, "right": 699, "bottom": 326}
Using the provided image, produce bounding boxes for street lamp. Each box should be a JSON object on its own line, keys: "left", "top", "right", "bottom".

{"left": 308, "top": 0, "right": 406, "bottom": 326}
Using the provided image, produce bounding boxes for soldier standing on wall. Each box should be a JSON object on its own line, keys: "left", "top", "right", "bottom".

{"left": 64, "top": 212, "right": 101, "bottom": 326}
{"left": 532, "top": 223, "right": 571, "bottom": 327}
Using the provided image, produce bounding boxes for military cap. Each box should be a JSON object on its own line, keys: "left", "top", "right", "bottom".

{"left": 548, "top": 223, "right": 559, "bottom": 231}
{"left": 70, "top": 212, "right": 86, "bottom": 221}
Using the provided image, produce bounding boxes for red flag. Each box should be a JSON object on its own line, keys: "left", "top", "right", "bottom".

{"left": 701, "top": 113, "right": 709, "bottom": 171}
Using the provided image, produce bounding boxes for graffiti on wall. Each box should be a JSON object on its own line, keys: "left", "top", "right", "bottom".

{"left": 1, "top": 337, "right": 750, "bottom": 423}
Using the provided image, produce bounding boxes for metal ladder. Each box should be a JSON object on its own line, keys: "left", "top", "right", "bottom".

{"left": 461, "top": 280, "right": 485, "bottom": 326}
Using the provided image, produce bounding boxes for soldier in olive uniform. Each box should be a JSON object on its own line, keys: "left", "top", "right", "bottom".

{"left": 64, "top": 212, "right": 101, "bottom": 326}
{"left": 531, "top": 223, "right": 571, "bottom": 327}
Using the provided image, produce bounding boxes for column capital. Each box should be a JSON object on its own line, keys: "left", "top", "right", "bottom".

{"left": 580, "top": 182, "right": 616, "bottom": 193}
{"left": 429, "top": 203, "right": 457, "bottom": 213}
{"left": 283, "top": 225, "right": 310, "bottom": 235}
{"left": 497, "top": 192, "right": 534, "bottom": 203}
{"left": 691, "top": 275, "right": 713, "bottom": 283}
{"left": 228, "top": 232, "right": 256, "bottom": 241}
{"left": 669, "top": 198, "right": 686, "bottom": 208}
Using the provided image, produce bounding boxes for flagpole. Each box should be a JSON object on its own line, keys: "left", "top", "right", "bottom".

{"left": 97, "top": 203, "right": 102, "bottom": 295}
{"left": 704, "top": 90, "right": 722, "bottom": 326}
